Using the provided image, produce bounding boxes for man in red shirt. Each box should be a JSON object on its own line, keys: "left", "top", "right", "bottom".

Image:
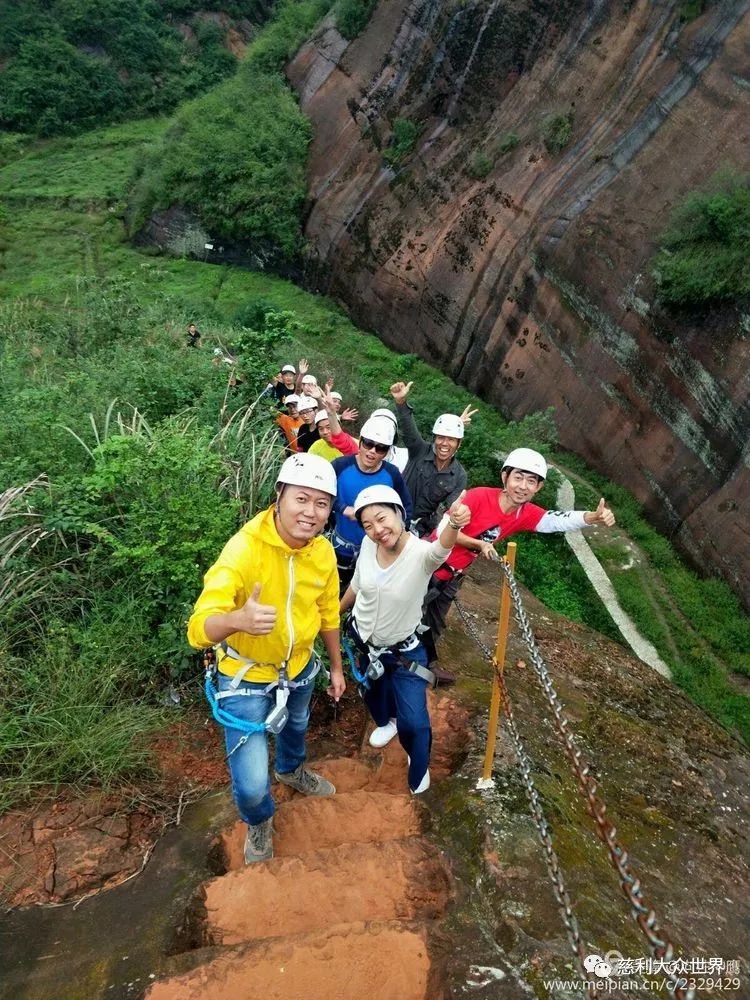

{"left": 422, "top": 447, "right": 615, "bottom": 670}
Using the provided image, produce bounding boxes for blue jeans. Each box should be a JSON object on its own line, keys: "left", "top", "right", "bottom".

{"left": 363, "top": 645, "right": 432, "bottom": 792}
{"left": 217, "top": 656, "right": 317, "bottom": 826}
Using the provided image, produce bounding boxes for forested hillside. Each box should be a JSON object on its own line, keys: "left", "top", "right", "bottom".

{"left": 0, "top": 0, "right": 272, "bottom": 135}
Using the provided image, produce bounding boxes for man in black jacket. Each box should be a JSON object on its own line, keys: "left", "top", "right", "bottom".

{"left": 389, "top": 381, "right": 469, "bottom": 538}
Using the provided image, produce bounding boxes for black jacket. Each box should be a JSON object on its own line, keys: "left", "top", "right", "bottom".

{"left": 395, "top": 403, "right": 467, "bottom": 535}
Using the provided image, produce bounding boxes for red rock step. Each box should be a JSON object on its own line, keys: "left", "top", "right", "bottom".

{"left": 221, "top": 789, "right": 421, "bottom": 870}
{"left": 147, "top": 921, "right": 433, "bottom": 1000}
{"left": 200, "top": 836, "right": 451, "bottom": 946}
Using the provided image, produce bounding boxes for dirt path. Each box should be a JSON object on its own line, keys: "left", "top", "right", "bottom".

{"left": 146, "top": 692, "right": 470, "bottom": 1000}
{"left": 555, "top": 471, "right": 672, "bottom": 678}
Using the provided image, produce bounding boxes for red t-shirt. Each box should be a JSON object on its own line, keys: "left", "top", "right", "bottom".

{"left": 433, "top": 487, "right": 545, "bottom": 578}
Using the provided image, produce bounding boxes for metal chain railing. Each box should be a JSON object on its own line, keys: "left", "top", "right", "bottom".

{"left": 454, "top": 599, "right": 598, "bottom": 997}
{"left": 456, "top": 558, "right": 695, "bottom": 1000}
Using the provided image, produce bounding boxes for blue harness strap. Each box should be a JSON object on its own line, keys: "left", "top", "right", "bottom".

{"left": 204, "top": 666, "right": 267, "bottom": 758}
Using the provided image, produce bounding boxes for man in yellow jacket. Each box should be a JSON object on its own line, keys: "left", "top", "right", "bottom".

{"left": 188, "top": 453, "right": 345, "bottom": 863}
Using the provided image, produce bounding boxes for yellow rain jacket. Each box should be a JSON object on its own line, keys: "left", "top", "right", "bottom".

{"left": 187, "top": 506, "right": 339, "bottom": 683}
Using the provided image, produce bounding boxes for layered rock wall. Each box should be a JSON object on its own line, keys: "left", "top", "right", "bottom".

{"left": 289, "top": 0, "right": 750, "bottom": 604}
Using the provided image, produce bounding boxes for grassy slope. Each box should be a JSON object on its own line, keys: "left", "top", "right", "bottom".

{"left": 1, "top": 118, "right": 749, "bottom": 747}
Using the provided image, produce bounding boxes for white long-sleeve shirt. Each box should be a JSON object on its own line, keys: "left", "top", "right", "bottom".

{"left": 352, "top": 534, "right": 451, "bottom": 646}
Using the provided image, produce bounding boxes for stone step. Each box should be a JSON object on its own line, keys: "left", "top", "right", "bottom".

{"left": 221, "top": 789, "right": 421, "bottom": 870}
{"left": 200, "top": 836, "right": 451, "bottom": 946}
{"left": 147, "top": 921, "right": 432, "bottom": 1000}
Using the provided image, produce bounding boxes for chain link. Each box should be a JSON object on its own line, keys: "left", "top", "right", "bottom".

{"left": 456, "top": 558, "right": 695, "bottom": 1000}
{"left": 454, "top": 600, "right": 598, "bottom": 996}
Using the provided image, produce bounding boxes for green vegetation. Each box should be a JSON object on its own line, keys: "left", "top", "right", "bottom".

{"left": 335, "top": 0, "right": 377, "bottom": 39}
{"left": 467, "top": 150, "right": 494, "bottom": 180}
{"left": 383, "top": 118, "right": 419, "bottom": 166}
{"left": 541, "top": 112, "right": 573, "bottom": 155}
{"left": 128, "top": 0, "right": 331, "bottom": 257}
{"left": 2, "top": 61, "right": 750, "bottom": 810}
{"left": 0, "top": 0, "right": 260, "bottom": 136}
{"left": 679, "top": 0, "right": 705, "bottom": 22}
{"left": 497, "top": 131, "right": 520, "bottom": 155}
{"left": 652, "top": 168, "right": 750, "bottom": 307}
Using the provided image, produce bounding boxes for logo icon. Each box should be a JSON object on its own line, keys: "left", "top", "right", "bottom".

{"left": 583, "top": 954, "right": 612, "bottom": 978}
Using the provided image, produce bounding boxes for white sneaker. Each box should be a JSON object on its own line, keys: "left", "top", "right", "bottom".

{"left": 407, "top": 756, "right": 431, "bottom": 794}
{"left": 411, "top": 768, "right": 430, "bottom": 795}
{"left": 369, "top": 719, "right": 398, "bottom": 748}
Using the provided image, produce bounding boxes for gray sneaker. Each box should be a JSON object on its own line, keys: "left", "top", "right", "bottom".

{"left": 274, "top": 763, "right": 336, "bottom": 796}
{"left": 244, "top": 817, "right": 273, "bottom": 864}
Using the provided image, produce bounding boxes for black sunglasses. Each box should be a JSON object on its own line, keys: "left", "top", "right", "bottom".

{"left": 359, "top": 437, "right": 389, "bottom": 455}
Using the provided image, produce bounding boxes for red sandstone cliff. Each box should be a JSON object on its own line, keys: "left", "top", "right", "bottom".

{"left": 288, "top": 0, "right": 750, "bottom": 605}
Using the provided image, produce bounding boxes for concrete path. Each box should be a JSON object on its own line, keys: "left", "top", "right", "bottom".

{"left": 556, "top": 474, "right": 672, "bottom": 678}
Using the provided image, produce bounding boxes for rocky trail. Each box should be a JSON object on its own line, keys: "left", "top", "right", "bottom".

{"left": 145, "top": 693, "right": 471, "bottom": 1000}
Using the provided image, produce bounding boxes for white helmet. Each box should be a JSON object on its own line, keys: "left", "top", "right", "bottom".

{"left": 359, "top": 416, "right": 395, "bottom": 447}
{"left": 276, "top": 453, "right": 337, "bottom": 497}
{"left": 353, "top": 485, "right": 405, "bottom": 522}
{"left": 301, "top": 374, "right": 317, "bottom": 385}
{"left": 432, "top": 414, "right": 464, "bottom": 440}
{"left": 370, "top": 407, "right": 398, "bottom": 427}
{"left": 314, "top": 409, "right": 330, "bottom": 425}
{"left": 296, "top": 395, "right": 317, "bottom": 413}
{"left": 329, "top": 391, "right": 343, "bottom": 401}
{"left": 284, "top": 393, "right": 301, "bottom": 407}
{"left": 281, "top": 364, "right": 296, "bottom": 374}
{"left": 502, "top": 448, "right": 547, "bottom": 480}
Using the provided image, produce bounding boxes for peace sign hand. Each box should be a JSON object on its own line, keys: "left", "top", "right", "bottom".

{"left": 459, "top": 404, "right": 479, "bottom": 426}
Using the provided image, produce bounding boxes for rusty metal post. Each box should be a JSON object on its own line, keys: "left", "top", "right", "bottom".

{"left": 478, "top": 542, "right": 517, "bottom": 787}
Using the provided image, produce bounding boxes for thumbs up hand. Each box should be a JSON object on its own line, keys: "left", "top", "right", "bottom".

{"left": 448, "top": 490, "right": 471, "bottom": 529}
{"left": 236, "top": 583, "right": 278, "bottom": 635}
{"left": 587, "top": 498, "right": 615, "bottom": 527}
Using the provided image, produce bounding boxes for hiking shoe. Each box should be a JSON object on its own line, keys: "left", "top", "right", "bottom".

{"left": 275, "top": 763, "right": 336, "bottom": 796}
{"left": 244, "top": 818, "right": 273, "bottom": 864}
{"left": 369, "top": 719, "right": 398, "bottom": 748}
{"left": 431, "top": 667, "right": 456, "bottom": 686}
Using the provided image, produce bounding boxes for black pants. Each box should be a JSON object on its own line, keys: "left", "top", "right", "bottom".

{"left": 336, "top": 551, "right": 357, "bottom": 597}
{"left": 421, "top": 572, "right": 465, "bottom": 663}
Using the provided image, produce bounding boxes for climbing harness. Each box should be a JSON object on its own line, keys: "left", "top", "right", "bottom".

{"left": 454, "top": 557, "right": 696, "bottom": 1000}
{"left": 342, "top": 616, "right": 436, "bottom": 693}
{"left": 203, "top": 644, "right": 321, "bottom": 759}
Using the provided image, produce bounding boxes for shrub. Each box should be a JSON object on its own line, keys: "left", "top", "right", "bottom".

{"left": 383, "top": 118, "right": 419, "bottom": 166}
{"left": 652, "top": 168, "right": 750, "bottom": 306}
{"left": 497, "top": 131, "right": 520, "bottom": 154}
{"left": 467, "top": 151, "right": 493, "bottom": 180}
{"left": 0, "top": 0, "right": 254, "bottom": 136}
{"left": 541, "top": 113, "right": 573, "bottom": 155}
{"left": 127, "top": 0, "right": 330, "bottom": 258}
{"left": 336, "top": 0, "right": 377, "bottom": 39}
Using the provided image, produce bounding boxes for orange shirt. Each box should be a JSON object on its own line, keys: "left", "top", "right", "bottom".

{"left": 276, "top": 413, "right": 304, "bottom": 451}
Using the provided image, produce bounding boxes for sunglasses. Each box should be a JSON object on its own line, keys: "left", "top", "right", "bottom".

{"left": 359, "top": 437, "right": 389, "bottom": 455}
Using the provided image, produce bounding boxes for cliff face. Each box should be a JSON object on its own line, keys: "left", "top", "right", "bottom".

{"left": 288, "top": 0, "right": 750, "bottom": 605}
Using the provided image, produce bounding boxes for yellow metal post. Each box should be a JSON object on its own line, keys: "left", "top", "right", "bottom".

{"left": 480, "top": 542, "right": 517, "bottom": 783}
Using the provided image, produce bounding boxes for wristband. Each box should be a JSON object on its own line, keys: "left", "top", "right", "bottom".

{"left": 448, "top": 519, "right": 462, "bottom": 530}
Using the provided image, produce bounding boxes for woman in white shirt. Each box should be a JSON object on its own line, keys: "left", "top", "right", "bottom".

{"left": 340, "top": 485, "right": 470, "bottom": 793}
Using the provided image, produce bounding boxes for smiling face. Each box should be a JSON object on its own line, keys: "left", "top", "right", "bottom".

{"left": 357, "top": 437, "right": 387, "bottom": 472}
{"left": 360, "top": 504, "right": 404, "bottom": 550}
{"left": 433, "top": 434, "right": 460, "bottom": 465}
{"left": 317, "top": 418, "right": 332, "bottom": 442}
{"left": 282, "top": 371, "right": 295, "bottom": 388}
{"left": 501, "top": 468, "right": 544, "bottom": 507}
{"left": 275, "top": 485, "right": 332, "bottom": 548}
{"left": 299, "top": 407, "right": 315, "bottom": 426}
